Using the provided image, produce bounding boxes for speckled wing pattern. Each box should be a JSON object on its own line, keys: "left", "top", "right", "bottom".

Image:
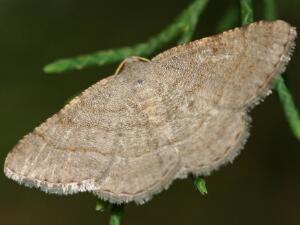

{"left": 4, "top": 20, "right": 296, "bottom": 204}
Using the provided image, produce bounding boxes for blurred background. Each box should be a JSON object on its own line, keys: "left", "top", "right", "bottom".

{"left": 0, "top": 0, "right": 300, "bottom": 224}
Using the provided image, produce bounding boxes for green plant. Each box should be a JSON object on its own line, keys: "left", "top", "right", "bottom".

{"left": 43, "top": 0, "right": 300, "bottom": 224}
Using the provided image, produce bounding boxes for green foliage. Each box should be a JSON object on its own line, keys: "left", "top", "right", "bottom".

{"left": 264, "top": 0, "right": 278, "bottom": 20}
{"left": 275, "top": 77, "right": 300, "bottom": 139}
{"left": 194, "top": 177, "right": 208, "bottom": 195}
{"left": 240, "top": 0, "right": 254, "bottom": 25}
{"left": 43, "top": 0, "right": 209, "bottom": 74}
{"left": 216, "top": 3, "right": 239, "bottom": 32}
{"left": 95, "top": 199, "right": 109, "bottom": 212}
{"left": 109, "top": 205, "right": 124, "bottom": 225}
{"left": 177, "top": 0, "right": 209, "bottom": 44}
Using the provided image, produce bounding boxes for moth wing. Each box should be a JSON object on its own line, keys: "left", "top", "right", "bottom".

{"left": 146, "top": 20, "right": 295, "bottom": 177}
{"left": 152, "top": 20, "right": 296, "bottom": 109}
{"left": 4, "top": 61, "right": 181, "bottom": 204}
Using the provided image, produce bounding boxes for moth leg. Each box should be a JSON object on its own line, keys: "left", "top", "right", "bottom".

{"left": 114, "top": 56, "right": 150, "bottom": 75}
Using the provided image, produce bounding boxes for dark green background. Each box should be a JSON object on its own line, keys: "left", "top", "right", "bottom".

{"left": 1, "top": 0, "right": 300, "bottom": 225}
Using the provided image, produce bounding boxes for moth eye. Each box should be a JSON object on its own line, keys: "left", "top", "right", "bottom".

{"left": 137, "top": 79, "right": 144, "bottom": 84}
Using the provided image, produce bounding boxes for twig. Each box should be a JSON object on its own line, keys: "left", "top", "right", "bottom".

{"left": 240, "top": 0, "right": 254, "bottom": 25}
{"left": 216, "top": 3, "right": 239, "bottom": 32}
{"left": 177, "top": 0, "right": 208, "bottom": 44}
{"left": 275, "top": 77, "right": 300, "bottom": 139}
{"left": 109, "top": 205, "right": 124, "bottom": 225}
{"left": 264, "top": 0, "right": 278, "bottom": 20}
{"left": 44, "top": 0, "right": 209, "bottom": 74}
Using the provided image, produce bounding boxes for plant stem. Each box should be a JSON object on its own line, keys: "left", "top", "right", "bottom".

{"left": 215, "top": 3, "right": 239, "bottom": 32}
{"left": 44, "top": 0, "right": 209, "bottom": 74}
{"left": 177, "top": 0, "right": 208, "bottom": 44}
{"left": 109, "top": 205, "right": 124, "bottom": 225}
{"left": 264, "top": 0, "right": 277, "bottom": 20}
{"left": 240, "top": 0, "right": 254, "bottom": 25}
{"left": 275, "top": 77, "right": 300, "bottom": 139}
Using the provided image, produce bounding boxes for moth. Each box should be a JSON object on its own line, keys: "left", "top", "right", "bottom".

{"left": 4, "top": 20, "right": 296, "bottom": 204}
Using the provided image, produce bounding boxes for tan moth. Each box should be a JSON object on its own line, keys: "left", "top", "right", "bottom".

{"left": 4, "top": 20, "right": 296, "bottom": 204}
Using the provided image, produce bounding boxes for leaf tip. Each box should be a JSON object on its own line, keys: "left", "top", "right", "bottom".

{"left": 194, "top": 177, "right": 208, "bottom": 195}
